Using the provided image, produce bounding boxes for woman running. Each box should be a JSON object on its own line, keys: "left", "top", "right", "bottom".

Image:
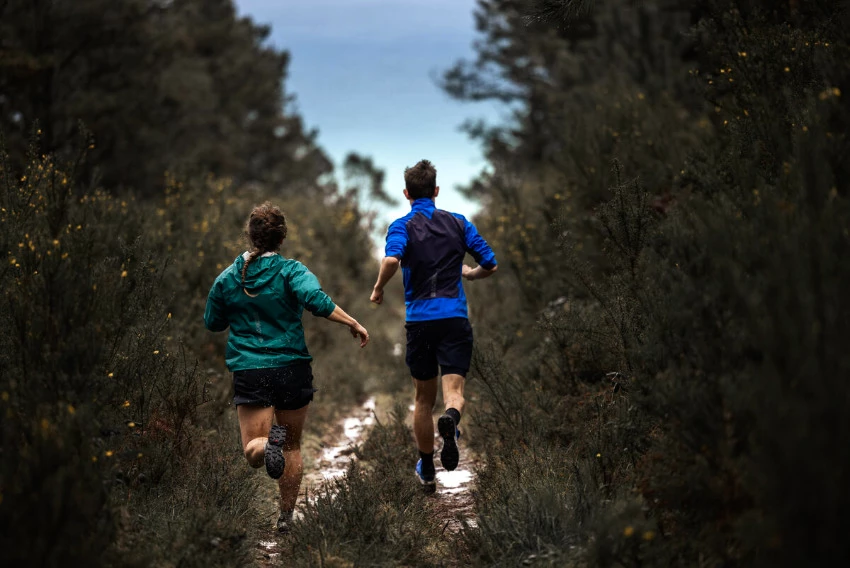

{"left": 204, "top": 202, "right": 369, "bottom": 533}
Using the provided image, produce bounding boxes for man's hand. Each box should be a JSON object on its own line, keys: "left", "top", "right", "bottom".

{"left": 349, "top": 321, "right": 370, "bottom": 348}
{"left": 372, "top": 257, "right": 399, "bottom": 305}
{"left": 462, "top": 263, "right": 498, "bottom": 281}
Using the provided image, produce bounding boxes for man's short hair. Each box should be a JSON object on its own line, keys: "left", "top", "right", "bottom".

{"left": 404, "top": 160, "right": 437, "bottom": 199}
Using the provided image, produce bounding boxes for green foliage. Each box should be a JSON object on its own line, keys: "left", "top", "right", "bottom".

{"left": 0, "top": 144, "right": 257, "bottom": 566}
{"left": 0, "top": 130, "right": 403, "bottom": 564}
{"left": 446, "top": 0, "right": 850, "bottom": 565}
{"left": 0, "top": 0, "right": 331, "bottom": 195}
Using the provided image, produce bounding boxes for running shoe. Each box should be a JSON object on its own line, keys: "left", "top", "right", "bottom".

{"left": 265, "top": 424, "right": 286, "bottom": 479}
{"left": 277, "top": 510, "right": 293, "bottom": 534}
{"left": 415, "top": 458, "right": 436, "bottom": 493}
{"left": 437, "top": 414, "right": 460, "bottom": 471}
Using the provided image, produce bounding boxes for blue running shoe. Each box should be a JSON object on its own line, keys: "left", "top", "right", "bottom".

{"left": 438, "top": 414, "right": 460, "bottom": 471}
{"left": 415, "top": 459, "right": 436, "bottom": 493}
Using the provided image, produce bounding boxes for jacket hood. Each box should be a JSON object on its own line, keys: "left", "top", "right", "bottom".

{"left": 233, "top": 252, "right": 284, "bottom": 290}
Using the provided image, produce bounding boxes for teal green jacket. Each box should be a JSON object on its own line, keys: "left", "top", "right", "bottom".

{"left": 204, "top": 253, "right": 336, "bottom": 371}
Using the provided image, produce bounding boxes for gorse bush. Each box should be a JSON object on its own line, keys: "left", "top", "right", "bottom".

{"left": 444, "top": 0, "right": 850, "bottom": 566}
{"left": 0, "top": 143, "right": 258, "bottom": 566}
{"left": 0, "top": 133, "right": 404, "bottom": 566}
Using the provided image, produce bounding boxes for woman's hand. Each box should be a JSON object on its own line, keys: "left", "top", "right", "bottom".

{"left": 326, "top": 305, "right": 370, "bottom": 348}
{"left": 350, "top": 321, "right": 369, "bottom": 348}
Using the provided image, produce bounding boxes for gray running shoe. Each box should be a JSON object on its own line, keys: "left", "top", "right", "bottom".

{"left": 265, "top": 424, "right": 286, "bottom": 479}
{"left": 277, "top": 510, "right": 293, "bottom": 533}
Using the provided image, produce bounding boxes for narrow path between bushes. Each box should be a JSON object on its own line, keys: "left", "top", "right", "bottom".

{"left": 253, "top": 396, "right": 478, "bottom": 566}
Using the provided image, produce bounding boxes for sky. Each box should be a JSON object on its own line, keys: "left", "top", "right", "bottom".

{"left": 233, "top": 0, "right": 501, "bottom": 223}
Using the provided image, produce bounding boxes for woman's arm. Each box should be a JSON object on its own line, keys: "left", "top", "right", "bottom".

{"left": 326, "top": 305, "right": 370, "bottom": 348}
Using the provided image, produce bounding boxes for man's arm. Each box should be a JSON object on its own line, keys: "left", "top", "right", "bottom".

{"left": 462, "top": 263, "right": 498, "bottom": 281}
{"left": 459, "top": 215, "right": 498, "bottom": 281}
{"left": 371, "top": 256, "right": 400, "bottom": 304}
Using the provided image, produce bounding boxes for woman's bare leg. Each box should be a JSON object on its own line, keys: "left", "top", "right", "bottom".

{"left": 237, "top": 405, "right": 275, "bottom": 467}
{"left": 274, "top": 405, "right": 310, "bottom": 512}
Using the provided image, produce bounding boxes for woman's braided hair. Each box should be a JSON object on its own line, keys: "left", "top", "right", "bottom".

{"left": 242, "top": 202, "right": 287, "bottom": 286}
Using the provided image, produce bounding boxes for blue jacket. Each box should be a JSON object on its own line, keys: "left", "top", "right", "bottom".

{"left": 385, "top": 199, "right": 497, "bottom": 322}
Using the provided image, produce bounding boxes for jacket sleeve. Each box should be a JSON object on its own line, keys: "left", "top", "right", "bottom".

{"left": 288, "top": 262, "right": 337, "bottom": 317}
{"left": 462, "top": 217, "right": 498, "bottom": 269}
{"left": 204, "top": 278, "right": 229, "bottom": 332}
{"left": 384, "top": 219, "right": 408, "bottom": 260}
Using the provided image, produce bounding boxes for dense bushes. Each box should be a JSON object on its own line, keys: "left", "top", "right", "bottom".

{"left": 0, "top": 136, "right": 403, "bottom": 566}
{"left": 444, "top": 0, "right": 850, "bottom": 566}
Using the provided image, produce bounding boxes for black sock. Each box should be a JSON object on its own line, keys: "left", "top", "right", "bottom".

{"left": 445, "top": 407, "right": 461, "bottom": 426}
{"left": 419, "top": 451, "right": 435, "bottom": 474}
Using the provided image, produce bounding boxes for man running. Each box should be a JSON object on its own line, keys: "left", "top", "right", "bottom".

{"left": 370, "top": 159, "right": 497, "bottom": 490}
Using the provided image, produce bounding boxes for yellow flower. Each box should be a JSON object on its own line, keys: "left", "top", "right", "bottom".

{"left": 127, "top": 422, "right": 136, "bottom": 428}
{"left": 105, "top": 450, "right": 113, "bottom": 457}
{"left": 643, "top": 530, "right": 656, "bottom": 541}
{"left": 623, "top": 526, "right": 635, "bottom": 537}
{"left": 91, "top": 456, "right": 98, "bottom": 462}
{"left": 596, "top": 453, "right": 601, "bottom": 458}
{"left": 107, "top": 372, "right": 114, "bottom": 378}
{"left": 67, "top": 404, "right": 75, "bottom": 415}
{"left": 123, "top": 400, "right": 130, "bottom": 408}
{"left": 121, "top": 270, "right": 128, "bottom": 278}
{"left": 153, "top": 350, "right": 160, "bottom": 355}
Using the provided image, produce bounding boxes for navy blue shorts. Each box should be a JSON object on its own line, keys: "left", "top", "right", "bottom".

{"left": 232, "top": 363, "right": 316, "bottom": 410}
{"left": 405, "top": 317, "right": 473, "bottom": 380}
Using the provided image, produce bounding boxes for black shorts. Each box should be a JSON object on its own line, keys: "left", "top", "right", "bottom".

{"left": 232, "top": 362, "right": 316, "bottom": 410}
{"left": 405, "top": 317, "right": 473, "bottom": 380}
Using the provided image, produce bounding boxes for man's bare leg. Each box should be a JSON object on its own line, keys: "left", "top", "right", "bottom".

{"left": 441, "top": 374, "right": 465, "bottom": 416}
{"left": 413, "top": 377, "right": 438, "bottom": 488}
{"left": 438, "top": 373, "right": 465, "bottom": 471}
{"left": 413, "top": 377, "right": 438, "bottom": 453}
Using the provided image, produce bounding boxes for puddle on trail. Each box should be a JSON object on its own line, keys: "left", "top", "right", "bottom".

{"left": 314, "top": 397, "right": 375, "bottom": 481}
{"left": 436, "top": 469, "right": 473, "bottom": 495}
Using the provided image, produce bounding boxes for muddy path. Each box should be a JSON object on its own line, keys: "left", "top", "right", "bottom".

{"left": 253, "top": 397, "right": 478, "bottom": 565}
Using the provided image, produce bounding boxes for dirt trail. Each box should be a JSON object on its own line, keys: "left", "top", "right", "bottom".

{"left": 418, "top": 403, "right": 477, "bottom": 534}
{"left": 253, "top": 397, "right": 477, "bottom": 565}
